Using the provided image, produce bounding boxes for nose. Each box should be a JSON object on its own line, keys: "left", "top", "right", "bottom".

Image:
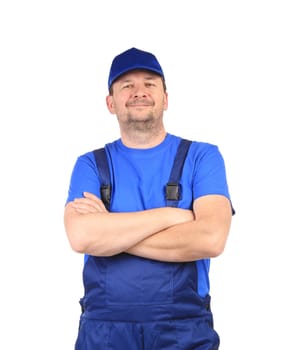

{"left": 132, "top": 84, "right": 147, "bottom": 98}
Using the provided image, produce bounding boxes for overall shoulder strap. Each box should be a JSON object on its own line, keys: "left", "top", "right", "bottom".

{"left": 93, "top": 147, "right": 111, "bottom": 211}
{"left": 166, "top": 138, "right": 192, "bottom": 207}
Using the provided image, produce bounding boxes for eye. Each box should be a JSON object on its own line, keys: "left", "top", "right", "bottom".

{"left": 145, "top": 82, "right": 154, "bottom": 87}
{"left": 122, "top": 83, "right": 133, "bottom": 89}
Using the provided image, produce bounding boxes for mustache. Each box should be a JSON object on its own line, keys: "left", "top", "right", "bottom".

{"left": 126, "top": 99, "right": 153, "bottom": 107}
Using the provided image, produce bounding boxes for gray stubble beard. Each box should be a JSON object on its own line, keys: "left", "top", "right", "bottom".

{"left": 124, "top": 111, "right": 164, "bottom": 135}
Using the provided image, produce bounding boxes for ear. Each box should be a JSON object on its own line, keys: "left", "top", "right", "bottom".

{"left": 106, "top": 95, "right": 115, "bottom": 114}
{"left": 163, "top": 92, "right": 168, "bottom": 111}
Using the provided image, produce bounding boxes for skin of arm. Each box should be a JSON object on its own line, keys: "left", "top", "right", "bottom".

{"left": 64, "top": 192, "right": 194, "bottom": 256}
{"left": 127, "top": 194, "right": 232, "bottom": 262}
{"left": 64, "top": 192, "right": 232, "bottom": 262}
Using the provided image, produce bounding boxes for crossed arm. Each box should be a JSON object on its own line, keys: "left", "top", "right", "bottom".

{"left": 64, "top": 192, "right": 232, "bottom": 262}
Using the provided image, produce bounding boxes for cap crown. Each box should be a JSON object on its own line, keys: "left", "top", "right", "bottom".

{"left": 108, "top": 47, "right": 165, "bottom": 89}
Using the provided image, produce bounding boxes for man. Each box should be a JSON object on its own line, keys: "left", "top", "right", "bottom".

{"left": 64, "top": 47, "right": 235, "bottom": 349}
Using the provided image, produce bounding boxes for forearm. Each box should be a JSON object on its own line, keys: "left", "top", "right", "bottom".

{"left": 126, "top": 220, "right": 228, "bottom": 262}
{"left": 64, "top": 204, "right": 193, "bottom": 256}
{"left": 127, "top": 197, "right": 233, "bottom": 262}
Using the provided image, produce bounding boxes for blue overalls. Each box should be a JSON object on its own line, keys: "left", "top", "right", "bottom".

{"left": 74, "top": 139, "right": 220, "bottom": 349}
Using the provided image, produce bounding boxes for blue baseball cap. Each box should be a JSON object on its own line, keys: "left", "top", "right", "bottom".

{"left": 108, "top": 47, "right": 165, "bottom": 90}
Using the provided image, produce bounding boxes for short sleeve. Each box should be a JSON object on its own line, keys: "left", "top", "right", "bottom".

{"left": 65, "top": 151, "right": 101, "bottom": 204}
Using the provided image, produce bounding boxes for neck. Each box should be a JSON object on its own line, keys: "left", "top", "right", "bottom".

{"left": 120, "top": 128, "right": 167, "bottom": 149}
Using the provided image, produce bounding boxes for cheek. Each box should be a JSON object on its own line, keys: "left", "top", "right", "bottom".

{"left": 114, "top": 97, "right": 128, "bottom": 110}
{"left": 110, "top": 102, "right": 125, "bottom": 115}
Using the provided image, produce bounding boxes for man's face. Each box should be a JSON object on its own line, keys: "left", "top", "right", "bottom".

{"left": 106, "top": 70, "right": 168, "bottom": 128}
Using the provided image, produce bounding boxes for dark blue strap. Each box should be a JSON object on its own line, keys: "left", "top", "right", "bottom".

{"left": 166, "top": 139, "right": 192, "bottom": 207}
{"left": 93, "top": 139, "right": 191, "bottom": 210}
{"left": 93, "top": 147, "right": 111, "bottom": 210}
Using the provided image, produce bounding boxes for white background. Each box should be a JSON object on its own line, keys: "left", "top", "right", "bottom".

{"left": 1, "top": 1, "right": 287, "bottom": 349}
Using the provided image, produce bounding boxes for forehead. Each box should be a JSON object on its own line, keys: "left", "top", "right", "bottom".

{"left": 116, "top": 69, "right": 161, "bottom": 83}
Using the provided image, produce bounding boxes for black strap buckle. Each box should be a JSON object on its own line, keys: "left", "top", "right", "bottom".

{"left": 100, "top": 185, "right": 111, "bottom": 209}
{"left": 165, "top": 183, "right": 181, "bottom": 201}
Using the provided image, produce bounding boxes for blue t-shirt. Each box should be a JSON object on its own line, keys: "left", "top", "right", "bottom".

{"left": 66, "top": 133, "right": 233, "bottom": 299}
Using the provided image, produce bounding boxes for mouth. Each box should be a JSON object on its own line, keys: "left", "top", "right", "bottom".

{"left": 127, "top": 100, "right": 153, "bottom": 107}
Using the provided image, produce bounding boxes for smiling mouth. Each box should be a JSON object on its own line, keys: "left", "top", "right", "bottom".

{"left": 127, "top": 100, "right": 153, "bottom": 107}
{"left": 128, "top": 104, "right": 151, "bottom": 108}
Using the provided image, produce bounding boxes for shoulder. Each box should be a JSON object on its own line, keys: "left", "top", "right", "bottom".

{"left": 76, "top": 139, "right": 119, "bottom": 164}
{"left": 189, "top": 140, "right": 222, "bottom": 157}
{"left": 190, "top": 140, "right": 218, "bottom": 150}
{"left": 75, "top": 150, "right": 97, "bottom": 168}
{"left": 169, "top": 134, "right": 218, "bottom": 151}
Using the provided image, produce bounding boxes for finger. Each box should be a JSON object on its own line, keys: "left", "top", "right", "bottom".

{"left": 71, "top": 202, "right": 96, "bottom": 213}
{"left": 74, "top": 197, "right": 99, "bottom": 208}
{"left": 83, "top": 192, "right": 107, "bottom": 212}
{"left": 83, "top": 192, "right": 101, "bottom": 201}
{"left": 74, "top": 207, "right": 95, "bottom": 214}
{"left": 72, "top": 201, "right": 106, "bottom": 213}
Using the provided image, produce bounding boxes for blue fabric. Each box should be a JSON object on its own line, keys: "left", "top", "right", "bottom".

{"left": 108, "top": 47, "right": 165, "bottom": 89}
{"left": 75, "top": 314, "right": 220, "bottom": 350}
{"left": 66, "top": 133, "right": 232, "bottom": 309}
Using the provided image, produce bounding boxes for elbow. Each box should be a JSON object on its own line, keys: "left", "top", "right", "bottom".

{"left": 67, "top": 230, "right": 89, "bottom": 254}
{"left": 64, "top": 206, "right": 87, "bottom": 253}
{"left": 64, "top": 209, "right": 122, "bottom": 256}
{"left": 64, "top": 207, "right": 94, "bottom": 254}
{"left": 65, "top": 220, "right": 91, "bottom": 254}
{"left": 66, "top": 228, "right": 119, "bottom": 256}
{"left": 71, "top": 241, "right": 87, "bottom": 254}
{"left": 206, "top": 230, "right": 229, "bottom": 258}
{"left": 208, "top": 239, "right": 226, "bottom": 257}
